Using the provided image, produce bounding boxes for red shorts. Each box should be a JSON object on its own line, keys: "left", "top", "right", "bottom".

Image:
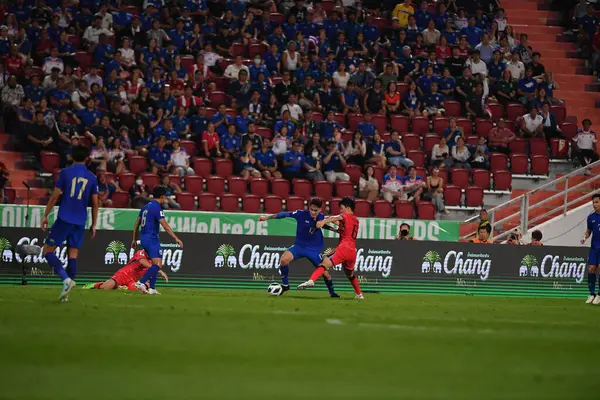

{"left": 329, "top": 244, "right": 357, "bottom": 271}
{"left": 111, "top": 269, "right": 136, "bottom": 288}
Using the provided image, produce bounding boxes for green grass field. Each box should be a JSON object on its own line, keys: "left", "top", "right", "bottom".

{"left": 0, "top": 286, "right": 596, "bottom": 400}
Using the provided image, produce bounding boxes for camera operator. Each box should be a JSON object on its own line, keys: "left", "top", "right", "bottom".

{"left": 396, "top": 223, "right": 416, "bottom": 240}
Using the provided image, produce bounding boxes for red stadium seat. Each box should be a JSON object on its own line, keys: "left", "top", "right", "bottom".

{"left": 550, "top": 138, "right": 569, "bottom": 159}
{"left": 205, "top": 107, "right": 217, "bottom": 118}
{"left": 4, "top": 187, "right": 14, "bottom": 203}
{"left": 550, "top": 104, "right": 566, "bottom": 125}
{"left": 286, "top": 196, "right": 305, "bottom": 211}
{"left": 371, "top": 114, "right": 388, "bottom": 133}
{"left": 271, "top": 178, "right": 291, "bottom": 198}
{"left": 111, "top": 191, "right": 130, "bottom": 208}
{"left": 168, "top": 174, "right": 182, "bottom": 188}
{"left": 433, "top": 117, "right": 448, "bottom": 136}
{"left": 180, "top": 140, "right": 196, "bottom": 156}
{"left": 314, "top": 180, "right": 333, "bottom": 201}
{"left": 220, "top": 193, "right": 239, "bottom": 212}
{"left": 293, "top": 179, "right": 313, "bottom": 199}
{"left": 443, "top": 185, "right": 462, "bottom": 206}
{"left": 227, "top": 176, "right": 247, "bottom": 197}
{"left": 209, "top": 91, "right": 227, "bottom": 105}
{"left": 129, "top": 156, "right": 148, "bottom": 174}
{"left": 214, "top": 158, "right": 233, "bottom": 177}
{"left": 465, "top": 136, "right": 478, "bottom": 147}
{"left": 118, "top": 172, "right": 136, "bottom": 191}
{"left": 184, "top": 175, "right": 203, "bottom": 196}
{"left": 490, "top": 153, "right": 509, "bottom": 172}
{"left": 335, "top": 181, "right": 355, "bottom": 197}
{"left": 402, "top": 133, "right": 421, "bottom": 151}
{"left": 456, "top": 118, "right": 473, "bottom": 136}
{"left": 344, "top": 164, "right": 362, "bottom": 185}
{"left": 423, "top": 135, "right": 440, "bottom": 153}
{"left": 250, "top": 178, "right": 269, "bottom": 197}
{"left": 412, "top": 116, "right": 430, "bottom": 136}
{"left": 354, "top": 199, "right": 371, "bottom": 217}
{"left": 444, "top": 101, "right": 461, "bottom": 117}
{"left": 141, "top": 173, "right": 159, "bottom": 191}
{"left": 417, "top": 202, "right": 436, "bottom": 220}
{"left": 192, "top": 157, "right": 212, "bottom": 177}
{"left": 242, "top": 194, "right": 261, "bottom": 213}
{"left": 489, "top": 103, "right": 505, "bottom": 122}
{"left": 230, "top": 43, "right": 246, "bottom": 57}
{"left": 348, "top": 114, "right": 364, "bottom": 132}
{"left": 198, "top": 193, "right": 217, "bottom": 211}
{"left": 40, "top": 152, "right": 60, "bottom": 172}
{"left": 472, "top": 169, "right": 491, "bottom": 190}
{"left": 531, "top": 155, "right": 549, "bottom": 175}
{"left": 270, "top": 12, "right": 284, "bottom": 24}
{"left": 256, "top": 127, "right": 273, "bottom": 139}
{"left": 312, "top": 112, "right": 323, "bottom": 122}
{"left": 415, "top": 167, "right": 427, "bottom": 178}
{"left": 333, "top": 112, "right": 346, "bottom": 126}
{"left": 74, "top": 51, "right": 92, "bottom": 71}
{"left": 507, "top": 103, "right": 526, "bottom": 122}
{"left": 407, "top": 150, "right": 426, "bottom": 168}
{"left": 451, "top": 168, "right": 470, "bottom": 190}
{"left": 264, "top": 195, "right": 283, "bottom": 213}
{"left": 249, "top": 43, "right": 267, "bottom": 58}
{"left": 509, "top": 139, "right": 527, "bottom": 154}
{"left": 373, "top": 199, "right": 393, "bottom": 218}
{"left": 493, "top": 170, "right": 512, "bottom": 190}
{"left": 180, "top": 56, "right": 194, "bottom": 73}
{"left": 397, "top": 82, "right": 409, "bottom": 97}
{"left": 510, "top": 154, "right": 529, "bottom": 174}
{"left": 212, "top": 77, "right": 229, "bottom": 91}
{"left": 475, "top": 119, "right": 493, "bottom": 138}
{"left": 176, "top": 192, "right": 196, "bottom": 210}
{"left": 390, "top": 115, "right": 409, "bottom": 132}
{"left": 329, "top": 197, "right": 341, "bottom": 214}
{"left": 372, "top": 17, "right": 390, "bottom": 30}
{"left": 529, "top": 138, "right": 548, "bottom": 156}
{"left": 394, "top": 200, "right": 414, "bottom": 218}
{"left": 373, "top": 166, "right": 386, "bottom": 185}
{"left": 465, "top": 186, "right": 484, "bottom": 207}
{"left": 560, "top": 123, "right": 577, "bottom": 140}
{"left": 206, "top": 176, "right": 226, "bottom": 196}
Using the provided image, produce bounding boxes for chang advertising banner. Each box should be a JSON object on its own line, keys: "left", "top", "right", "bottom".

{"left": 0, "top": 204, "right": 460, "bottom": 241}
{"left": 0, "top": 228, "right": 590, "bottom": 298}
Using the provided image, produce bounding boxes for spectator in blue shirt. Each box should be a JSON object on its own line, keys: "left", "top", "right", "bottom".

{"left": 274, "top": 110, "right": 296, "bottom": 136}
{"left": 357, "top": 113, "right": 378, "bottom": 139}
{"left": 171, "top": 106, "right": 191, "bottom": 138}
{"left": 517, "top": 68, "right": 538, "bottom": 105}
{"left": 24, "top": 75, "right": 45, "bottom": 105}
{"left": 153, "top": 118, "right": 179, "bottom": 143}
{"left": 423, "top": 81, "right": 445, "bottom": 118}
{"left": 255, "top": 137, "right": 281, "bottom": 179}
{"left": 282, "top": 140, "right": 307, "bottom": 180}
{"left": 362, "top": 15, "right": 380, "bottom": 43}
{"left": 385, "top": 131, "right": 414, "bottom": 169}
{"left": 320, "top": 111, "right": 345, "bottom": 139}
{"left": 169, "top": 20, "right": 190, "bottom": 49}
{"left": 439, "top": 67, "right": 456, "bottom": 99}
{"left": 150, "top": 136, "right": 172, "bottom": 175}
{"left": 322, "top": 139, "right": 350, "bottom": 183}
{"left": 487, "top": 50, "right": 506, "bottom": 83}
{"left": 249, "top": 56, "right": 270, "bottom": 81}
{"left": 263, "top": 43, "right": 281, "bottom": 75}
{"left": 77, "top": 97, "right": 103, "bottom": 128}
{"left": 461, "top": 17, "right": 482, "bottom": 48}
{"left": 235, "top": 107, "right": 252, "bottom": 134}
{"left": 191, "top": 105, "right": 209, "bottom": 139}
{"left": 211, "top": 103, "right": 233, "bottom": 137}
{"left": 415, "top": 0, "right": 433, "bottom": 30}
{"left": 579, "top": 4, "right": 599, "bottom": 42}
{"left": 221, "top": 124, "right": 242, "bottom": 160}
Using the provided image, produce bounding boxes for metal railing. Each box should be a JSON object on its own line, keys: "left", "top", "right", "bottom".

{"left": 461, "top": 159, "right": 600, "bottom": 241}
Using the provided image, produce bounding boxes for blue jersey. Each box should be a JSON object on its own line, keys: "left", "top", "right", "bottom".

{"left": 277, "top": 209, "right": 324, "bottom": 250}
{"left": 139, "top": 200, "right": 164, "bottom": 241}
{"left": 588, "top": 212, "right": 600, "bottom": 249}
{"left": 55, "top": 164, "right": 98, "bottom": 226}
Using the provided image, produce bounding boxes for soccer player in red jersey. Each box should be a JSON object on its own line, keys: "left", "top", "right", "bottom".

{"left": 297, "top": 197, "right": 364, "bottom": 299}
{"left": 82, "top": 250, "right": 168, "bottom": 291}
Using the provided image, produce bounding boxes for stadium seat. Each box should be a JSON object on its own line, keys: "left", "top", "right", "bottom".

{"left": 220, "top": 193, "right": 239, "bottom": 212}
{"left": 407, "top": 150, "right": 426, "bottom": 168}
{"left": 231, "top": 43, "right": 246, "bottom": 57}
{"left": 529, "top": 138, "right": 548, "bottom": 156}
{"left": 118, "top": 172, "right": 136, "bottom": 191}
{"left": 111, "top": 191, "right": 130, "bottom": 208}
{"left": 465, "top": 136, "right": 478, "bottom": 147}
{"left": 493, "top": 170, "right": 512, "bottom": 190}
{"left": 417, "top": 202, "right": 436, "bottom": 220}
{"left": 204, "top": 107, "right": 217, "bottom": 118}
{"left": 329, "top": 197, "right": 341, "bottom": 215}
{"left": 507, "top": 103, "right": 526, "bottom": 122}
{"left": 74, "top": 51, "right": 91, "bottom": 71}
{"left": 423, "top": 135, "right": 440, "bottom": 153}
{"left": 490, "top": 153, "right": 509, "bottom": 172}
{"left": 373, "top": 166, "right": 385, "bottom": 184}
{"left": 394, "top": 200, "right": 414, "bottom": 218}
{"left": 250, "top": 178, "right": 269, "bottom": 197}
{"left": 412, "top": 116, "right": 430, "bottom": 136}
{"left": 344, "top": 164, "right": 362, "bottom": 185}
{"left": 432, "top": 117, "right": 448, "bottom": 136}
{"left": 193, "top": 157, "right": 212, "bottom": 177}
{"left": 475, "top": 119, "right": 493, "bottom": 138}
{"left": 198, "top": 193, "right": 217, "bottom": 211}
{"left": 560, "top": 123, "right": 577, "bottom": 140}
{"left": 371, "top": 114, "right": 388, "bottom": 133}
{"left": 354, "top": 199, "right": 371, "bottom": 217}
{"left": 286, "top": 196, "right": 304, "bottom": 211}
{"left": 390, "top": 115, "right": 409, "bottom": 132}
{"left": 472, "top": 169, "right": 491, "bottom": 190}
{"left": 180, "top": 56, "right": 194, "bottom": 73}
{"left": 397, "top": 82, "right": 409, "bottom": 96}
{"left": 176, "top": 192, "right": 196, "bottom": 210}
{"left": 168, "top": 174, "right": 182, "bottom": 188}
{"left": 242, "top": 194, "right": 261, "bottom": 213}
{"left": 256, "top": 127, "right": 272, "bottom": 139}
{"left": 184, "top": 175, "right": 203, "bottom": 196}
{"left": 509, "top": 139, "right": 527, "bottom": 154}
{"left": 531, "top": 155, "right": 550, "bottom": 175}
{"left": 227, "top": 176, "right": 247, "bottom": 197}
{"left": 271, "top": 178, "right": 291, "bottom": 198}
{"left": 209, "top": 91, "right": 227, "bottom": 105}
{"left": 450, "top": 168, "right": 470, "bottom": 190}
{"left": 129, "top": 156, "right": 148, "bottom": 175}
{"left": 214, "top": 158, "right": 233, "bottom": 177}
{"left": 402, "top": 134, "right": 421, "bottom": 151}
{"left": 510, "top": 154, "right": 529, "bottom": 174}
{"left": 292, "top": 179, "right": 312, "bottom": 199}
{"left": 249, "top": 43, "right": 267, "bottom": 58}
{"left": 456, "top": 118, "right": 473, "bottom": 136}
{"left": 465, "top": 186, "right": 484, "bottom": 207}
{"left": 335, "top": 181, "right": 355, "bottom": 197}
{"left": 444, "top": 101, "right": 461, "bottom": 117}
{"left": 180, "top": 140, "right": 197, "bottom": 156}
{"left": 415, "top": 167, "right": 427, "bottom": 178}
{"left": 40, "top": 152, "right": 60, "bottom": 172}
{"left": 550, "top": 104, "right": 566, "bottom": 125}
{"left": 489, "top": 103, "right": 505, "bottom": 122}
{"left": 312, "top": 112, "right": 323, "bottom": 122}
{"left": 206, "top": 176, "right": 226, "bottom": 196}
{"left": 264, "top": 195, "right": 283, "bottom": 213}
{"left": 348, "top": 114, "right": 364, "bottom": 132}
{"left": 141, "top": 173, "right": 159, "bottom": 191}
{"left": 443, "top": 185, "right": 462, "bottom": 206}
{"left": 333, "top": 112, "right": 345, "bottom": 126}
{"left": 314, "top": 180, "right": 333, "bottom": 201}
{"left": 373, "top": 199, "right": 393, "bottom": 218}
{"left": 550, "top": 138, "right": 569, "bottom": 159}
{"left": 269, "top": 12, "right": 284, "bottom": 23}
{"left": 372, "top": 17, "right": 390, "bottom": 30}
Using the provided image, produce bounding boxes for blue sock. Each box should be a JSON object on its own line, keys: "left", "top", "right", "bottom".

{"left": 46, "top": 252, "right": 68, "bottom": 282}
{"left": 140, "top": 265, "right": 159, "bottom": 285}
{"left": 149, "top": 266, "right": 160, "bottom": 289}
{"left": 67, "top": 258, "right": 77, "bottom": 280}
{"left": 323, "top": 277, "right": 335, "bottom": 295}
{"left": 588, "top": 273, "right": 596, "bottom": 296}
{"left": 279, "top": 265, "right": 289, "bottom": 286}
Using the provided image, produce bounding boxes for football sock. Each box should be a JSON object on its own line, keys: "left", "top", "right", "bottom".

{"left": 589, "top": 273, "right": 597, "bottom": 296}
{"left": 46, "top": 252, "right": 68, "bottom": 281}
{"left": 349, "top": 275, "right": 362, "bottom": 295}
{"left": 67, "top": 258, "right": 77, "bottom": 280}
{"left": 148, "top": 265, "right": 160, "bottom": 289}
{"left": 139, "top": 265, "right": 159, "bottom": 285}
{"left": 280, "top": 265, "right": 289, "bottom": 286}
{"left": 93, "top": 282, "right": 103, "bottom": 289}
{"left": 323, "top": 277, "right": 335, "bottom": 295}
{"left": 310, "top": 266, "right": 325, "bottom": 282}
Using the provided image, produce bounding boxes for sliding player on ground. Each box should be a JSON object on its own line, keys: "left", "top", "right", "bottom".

{"left": 41, "top": 146, "right": 99, "bottom": 301}
{"left": 132, "top": 186, "right": 183, "bottom": 295}
{"left": 258, "top": 198, "right": 339, "bottom": 297}
{"left": 582, "top": 193, "right": 600, "bottom": 305}
{"left": 297, "top": 197, "right": 364, "bottom": 300}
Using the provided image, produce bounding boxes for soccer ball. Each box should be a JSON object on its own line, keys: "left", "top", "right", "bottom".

{"left": 267, "top": 282, "right": 283, "bottom": 296}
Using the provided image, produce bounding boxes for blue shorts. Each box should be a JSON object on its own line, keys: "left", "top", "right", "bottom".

{"left": 588, "top": 248, "right": 600, "bottom": 266}
{"left": 141, "top": 237, "right": 162, "bottom": 260}
{"left": 288, "top": 245, "right": 323, "bottom": 267}
{"left": 46, "top": 219, "right": 85, "bottom": 249}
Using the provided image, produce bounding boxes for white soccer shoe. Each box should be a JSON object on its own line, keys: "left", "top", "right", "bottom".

{"left": 586, "top": 295, "right": 596, "bottom": 304}
{"left": 147, "top": 288, "right": 161, "bottom": 295}
{"left": 59, "top": 278, "right": 76, "bottom": 302}
{"left": 355, "top": 294, "right": 364, "bottom": 300}
{"left": 296, "top": 279, "right": 315, "bottom": 290}
{"left": 593, "top": 296, "right": 600, "bottom": 305}
{"left": 135, "top": 281, "right": 149, "bottom": 294}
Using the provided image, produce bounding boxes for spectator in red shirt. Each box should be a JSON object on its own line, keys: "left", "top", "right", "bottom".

{"left": 5, "top": 46, "right": 24, "bottom": 78}
{"left": 177, "top": 85, "right": 203, "bottom": 111}
{"left": 488, "top": 118, "right": 516, "bottom": 155}
{"left": 35, "top": 28, "right": 55, "bottom": 63}
{"left": 202, "top": 121, "right": 222, "bottom": 158}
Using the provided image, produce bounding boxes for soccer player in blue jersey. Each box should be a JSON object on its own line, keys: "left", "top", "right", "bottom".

{"left": 41, "top": 146, "right": 99, "bottom": 301}
{"left": 258, "top": 198, "right": 339, "bottom": 297}
{"left": 132, "top": 186, "right": 183, "bottom": 295}
{"left": 582, "top": 194, "right": 600, "bottom": 304}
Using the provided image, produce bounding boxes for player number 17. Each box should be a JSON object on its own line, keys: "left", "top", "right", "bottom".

{"left": 69, "top": 177, "right": 88, "bottom": 200}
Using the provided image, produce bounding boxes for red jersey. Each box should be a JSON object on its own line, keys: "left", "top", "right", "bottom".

{"left": 115, "top": 250, "right": 150, "bottom": 280}
{"left": 5, "top": 56, "right": 23, "bottom": 75}
{"left": 202, "top": 130, "right": 219, "bottom": 150}
{"left": 338, "top": 213, "right": 359, "bottom": 247}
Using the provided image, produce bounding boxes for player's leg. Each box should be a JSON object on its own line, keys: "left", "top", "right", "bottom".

{"left": 587, "top": 249, "right": 598, "bottom": 304}
{"left": 43, "top": 220, "right": 76, "bottom": 301}
{"left": 83, "top": 278, "right": 118, "bottom": 290}
{"left": 278, "top": 248, "right": 296, "bottom": 292}
{"left": 306, "top": 250, "right": 338, "bottom": 297}
{"left": 343, "top": 268, "right": 363, "bottom": 300}
{"left": 297, "top": 256, "right": 334, "bottom": 289}
{"left": 136, "top": 241, "right": 162, "bottom": 294}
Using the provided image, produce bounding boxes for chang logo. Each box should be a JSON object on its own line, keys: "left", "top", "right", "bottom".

{"left": 421, "top": 250, "right": 491, "bottom": 280}
{"left": 215, "top": 244, "right": 237, "bottom": 268}
{"left": 0, "top": 237, "right": 13, "bottom": 262}
{"left": 324, "top": 247, "right": 392, "bottom": 278}
{"left": 519, "top": 255, "right": 539, "bottom": 277}
{"left": 525, "top": 254, "right": 586, "bottom": 283}
{"left": 422, "top": 250, "right": 442, "bottom": 274}
{"left": 105, "top": 241, "right": 128, "bottom": 265}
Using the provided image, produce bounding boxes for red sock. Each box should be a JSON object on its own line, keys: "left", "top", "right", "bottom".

{"left": 310, "top": 266, "right": 325, "bottom": 282}
{"left": 349, "top": 276, "right": 362, "bottom": 295}
{"left": 93, "top": 282, "right": 102, "bottom": 289}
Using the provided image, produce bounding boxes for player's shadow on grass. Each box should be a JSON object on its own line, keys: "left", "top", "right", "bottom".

{"left": 288, "top": 294, "right": 353, "bottom": 301}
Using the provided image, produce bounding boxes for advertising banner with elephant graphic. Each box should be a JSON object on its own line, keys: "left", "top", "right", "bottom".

{"left": 0, "top": 228, "right": 589, "bottom": 298}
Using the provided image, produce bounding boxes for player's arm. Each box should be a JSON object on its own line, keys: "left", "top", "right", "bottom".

{"left": 316, "top": 215, "right": 343, "bottom": 229}
{"left": 41, "top": 187, "right": 63, "bottom": 231}
{"left": 582, "top": 228, "right": 592, "bottom": 244}
{"left": 131, "top": 216, "right": 141, "bottom": 249}
{"left": 258, "top": 212, "right": 293, "bottom": 222}
{"left": 90, "top": 193, "right": 99, "bottom": 238}
{"left": 160, "top": 219, "right": 183, "bottom": 248}
{"left": 322, "top": 223, "right": 340, "bottom": 233}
